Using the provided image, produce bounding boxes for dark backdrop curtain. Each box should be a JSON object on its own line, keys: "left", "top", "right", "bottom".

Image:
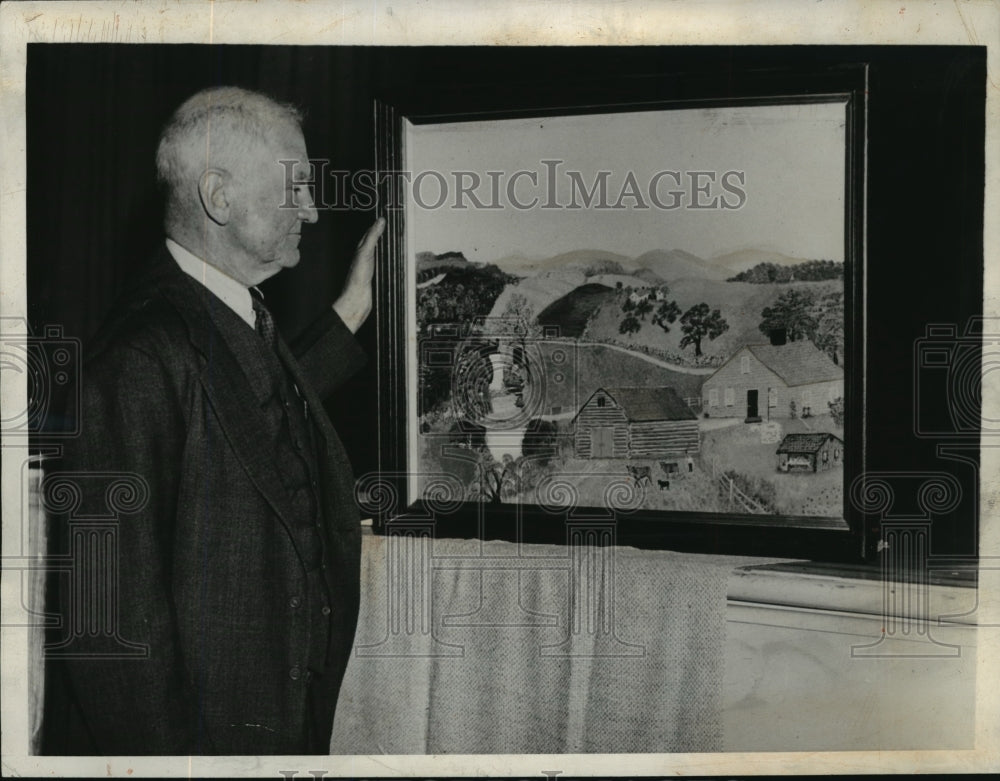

{"left": 27, "top": 44, "right": 382, "bottom": 472}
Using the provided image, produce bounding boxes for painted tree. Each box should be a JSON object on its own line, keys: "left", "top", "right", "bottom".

{"left": 451, "top": 340, "right": 496, "bottom": 420}
{"left": 490, "top": 293, "right": 544, "bottom": 393}
{"left": 652, "top": 299, "right": 682, "bottom": 333}
{"left": 495, "top": 293, "right": 542, "bottom": 341}
{"left": 471, "top": 453, "right": 521, "bottom": 504}
{"left": 810, "top": 291, "right": 845, "bottom": 365}
{"left": 619, "top": 314, "right": 641, "bottom": 335}
{"left": 828, "top": 396, "right": 845, "bottom": 427}
{"left": 634, "top": 296, "right": 654, "bottom": 321}
{"left": 758, "top": 289, "right": 817, "bottom": 342}
{"left": 521, "top": 418, "right": 559, "bottom": 465}
{"left": 416, "top": 262, "right": 514, "bottom": 414}
{"left": 679, "top": 303, "right": 729, "bottom": 357}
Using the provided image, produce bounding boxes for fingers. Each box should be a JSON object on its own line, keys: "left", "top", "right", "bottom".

{"left": 355, "top": 216, "right": 387, "bottom": 254}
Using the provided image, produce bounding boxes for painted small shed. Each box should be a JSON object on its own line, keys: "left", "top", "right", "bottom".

{"left": 574, "top": 387, "right": 700, "bottom": 459}
{"left": 775, "top": 432, "right": 844, "bottom": 473}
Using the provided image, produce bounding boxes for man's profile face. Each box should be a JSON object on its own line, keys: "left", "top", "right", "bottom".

{"left": 225, "top": 122, "right": 318, "bottom": 285}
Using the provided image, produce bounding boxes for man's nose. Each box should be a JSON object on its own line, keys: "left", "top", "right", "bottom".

{"left": 298, "top": 188, "right": 319, "bottom": 224}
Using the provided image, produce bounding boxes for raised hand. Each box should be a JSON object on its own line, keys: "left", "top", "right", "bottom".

{"left": 333, "top": 216, "right": 386, "bottom": 333}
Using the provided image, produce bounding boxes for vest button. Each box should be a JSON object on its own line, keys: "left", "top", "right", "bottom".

{"left": 321, "top": 605, "right": 331, "bottom": 616}
{"left": 288, "top": 596, "right": 302, "bottom": 609}
{"left": 289, "top": 666, "right": 302, "bottom": 681}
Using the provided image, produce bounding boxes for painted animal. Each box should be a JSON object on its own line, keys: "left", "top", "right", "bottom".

{"left": 627, "top": 465, "right": 653, "bottom": 486}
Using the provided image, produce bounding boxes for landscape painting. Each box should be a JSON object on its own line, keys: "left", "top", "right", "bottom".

{"left": 403, "top": 100, "right": 848, "bottom": 521}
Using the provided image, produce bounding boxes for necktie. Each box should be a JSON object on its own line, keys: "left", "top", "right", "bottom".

{"left": 250, "top": 287, "right": 277, "bottom": 348}
{"left": 251, "top": 287, "right": 310, "bottom": 420}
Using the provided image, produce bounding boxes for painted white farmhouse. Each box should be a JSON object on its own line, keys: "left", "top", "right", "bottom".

{"left": 701, "top": 341, "right": 843, "bottom": 422}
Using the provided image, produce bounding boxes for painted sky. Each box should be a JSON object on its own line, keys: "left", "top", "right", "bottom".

{"left": 403, "top": 101, "right": 847, "bottom": 265}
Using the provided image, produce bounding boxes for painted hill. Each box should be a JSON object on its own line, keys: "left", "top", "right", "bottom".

{"left": 712, "top": 248, "right": 812, "bottom": 274}
{"left": 488, "top": 249, "right": 634, "bottom": 278}
{"left": 485, "top": 270, "right": 590, "bottom": 327}
{"left": 584, "top": 278, "right": 842, "bottom": 364}
{"left": 536, "top": 283, "right": 617, "bottom": 339}
{"left": 588, "top": 273, "right": 655, "bottom": 290}
{"left": 625, "top": 249, "right": 731, "bottom": 282}
{"left": 481, "top": 247, "right": 730, "bottom": 323}
{"left": 416, "top": 250, "right": 472, "bottom": 278}
{"left": 633, "top": 268, "right": 667, "bottom": 286}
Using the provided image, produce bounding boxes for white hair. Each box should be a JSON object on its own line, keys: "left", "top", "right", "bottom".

{"left": 156, "top": 86, "right": 303, "bottom": 223}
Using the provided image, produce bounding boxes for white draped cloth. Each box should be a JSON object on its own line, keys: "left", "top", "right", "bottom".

{"left": 331, "top": 533, "right": 761, "bottom": 754}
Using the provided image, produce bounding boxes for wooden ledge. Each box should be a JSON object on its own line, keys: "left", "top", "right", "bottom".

{"left": 728, "top": 560, "right": 978, "bottom": 625}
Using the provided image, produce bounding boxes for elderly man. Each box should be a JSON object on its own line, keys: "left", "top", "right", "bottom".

{"left": 43, "top": 86, "right": 383, "bottom": 755}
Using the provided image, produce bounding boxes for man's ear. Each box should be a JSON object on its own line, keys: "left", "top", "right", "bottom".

{"left": 198, "top": 169, "right": 231, "bottom": 225}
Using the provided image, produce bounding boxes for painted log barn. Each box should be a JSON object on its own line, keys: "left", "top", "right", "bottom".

{"left": 573, "top": 387, "right": 700, "bottom": 459}
{"left": 775, "top": 432, "right": 844, "bottom": 473}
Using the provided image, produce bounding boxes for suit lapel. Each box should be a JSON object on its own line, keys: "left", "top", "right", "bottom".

{"left": 151, "top": 255, "right": 305, "bottom": 552}
{"left": 275, "top": 329, "right": 359, "bottom": 532}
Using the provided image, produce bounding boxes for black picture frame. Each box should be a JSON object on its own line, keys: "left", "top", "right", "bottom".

{"left": 371, "top": 62, "right": 870, "bottom": 560}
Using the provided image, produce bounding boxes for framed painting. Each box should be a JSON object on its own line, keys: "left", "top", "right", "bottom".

{"left": 371, "top": 63, "right": 868, "bottom": 559}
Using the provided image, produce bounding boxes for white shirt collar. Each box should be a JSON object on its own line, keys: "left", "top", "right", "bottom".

{"left": 165, "top": 238, "right": 255, "bottom": 329}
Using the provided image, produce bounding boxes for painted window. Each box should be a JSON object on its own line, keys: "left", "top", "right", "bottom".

{"left": 709, "top": 388, "right": 719, "bottom": 407}
{"left": 725, "top": 387, "right": 734, "bottom": 406}
{"left": 741, "top": 356, "right": 750, "bottom": 374}
{"left": 768, "top": 387, "right": 777, "bottom": 408}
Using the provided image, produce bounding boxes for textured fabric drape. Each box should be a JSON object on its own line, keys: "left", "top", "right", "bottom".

{"left": 331, "top": 534, "right": 761, "bottom": 754}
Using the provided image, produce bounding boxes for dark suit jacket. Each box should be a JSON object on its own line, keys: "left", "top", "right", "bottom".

{"left": 43, "top": 248, "right": 366, "bottom": 755}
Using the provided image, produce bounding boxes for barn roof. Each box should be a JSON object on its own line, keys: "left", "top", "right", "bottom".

{"left": 776, "top": 432, "right": 843, "bottom": 454}
{"left": 743, "top": 341, "right": 843, "bottom": 386}
{"left": 590, "top": 386, "right": 698, "bottom": 422}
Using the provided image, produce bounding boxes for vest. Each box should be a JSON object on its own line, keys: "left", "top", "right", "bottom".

{"left": 209, "top": 299, "right": 336, "bottom": 680}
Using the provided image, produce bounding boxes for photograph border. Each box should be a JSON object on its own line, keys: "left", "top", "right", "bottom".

{"left": 1, "top": 0, "right": 997, "bottom": 777}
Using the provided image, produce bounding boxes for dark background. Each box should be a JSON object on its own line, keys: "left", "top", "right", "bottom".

{"left": 26, "top": 45, "right": 985, "bottom": 559}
